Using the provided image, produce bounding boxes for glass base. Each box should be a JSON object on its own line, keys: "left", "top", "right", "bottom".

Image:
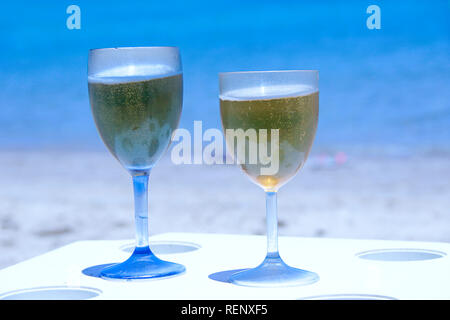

{"left": 100, "top": 246, "right": 185, "bottom": 280}
{"left": 229, "top": 253, "right": 319, "bottom": 287}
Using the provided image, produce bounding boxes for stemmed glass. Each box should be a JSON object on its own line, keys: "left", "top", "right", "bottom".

{"left": 88, "top": 47, "right": 185, "bottom": 280}
{"left": 219, "top": 70, "right": 320, "bottom": 287}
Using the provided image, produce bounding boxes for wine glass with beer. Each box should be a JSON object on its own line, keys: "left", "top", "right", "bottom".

{"left": 88, "top": 47, "right": 185, "bottom": 280}
{"left": 219, "top": 70, "right": 319, "bottom": 287}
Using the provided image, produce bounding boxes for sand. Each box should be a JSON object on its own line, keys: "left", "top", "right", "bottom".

{"left": 0, "top": 147, "right": 449, "bottom": 268}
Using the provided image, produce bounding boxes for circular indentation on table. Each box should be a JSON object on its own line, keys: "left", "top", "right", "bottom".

{"left": 121, "top": 241, "right": 201, "bottom": 254}
{"left": 356, "top": 248, "right": 446, "bottom": 261}
{"left": 300, "top": 294, "right": 396, "bottom": 300}
{"left": 0, "top": 286, "right": 102, "bottom": 300}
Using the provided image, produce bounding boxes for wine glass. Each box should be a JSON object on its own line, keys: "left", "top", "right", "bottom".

{"left": 88, "top": 47, "right": 185, "bottom": 280}
{"left": 219, "top": 70, "right": 319, "bottom": 287}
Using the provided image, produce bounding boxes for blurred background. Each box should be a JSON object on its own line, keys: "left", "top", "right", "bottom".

{"left": 0, "top": 0, "right": 448, "bottom": 268}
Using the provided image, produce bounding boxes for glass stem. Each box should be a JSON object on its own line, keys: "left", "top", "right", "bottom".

{"left": 132, "top": 171, "right": 150, "bottom": 248}
{"left": 265, "top": 191, "right": 279, "bottom": 258}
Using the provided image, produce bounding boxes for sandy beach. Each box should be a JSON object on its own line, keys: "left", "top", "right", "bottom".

{"left": 0, "top": 147, "right": 449, "bottom": 269}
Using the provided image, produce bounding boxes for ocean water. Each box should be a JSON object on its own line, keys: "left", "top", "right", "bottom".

{"left": 0, "top": 0, "right": 448, "bottom": 150}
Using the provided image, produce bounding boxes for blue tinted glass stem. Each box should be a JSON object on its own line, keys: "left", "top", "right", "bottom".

{"left": 265, "top": 191, "right": 279, "bottom": 256}
{"left": 133, "top": 172, "right": 150, "bottom": 248}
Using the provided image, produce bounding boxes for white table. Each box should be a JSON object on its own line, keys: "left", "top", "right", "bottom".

{"left": 0, "top": 233, "right": 449, "bottom": 299}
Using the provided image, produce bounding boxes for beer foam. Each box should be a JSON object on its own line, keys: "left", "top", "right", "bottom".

{"left": 88, "top": 64, "right": 179, "bottom": 83}
{"left": 220, "top": 84, "right": 317, "bottom": 101}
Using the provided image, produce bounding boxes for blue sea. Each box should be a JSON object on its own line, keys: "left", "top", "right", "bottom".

{"left": 0, "top": 0, "right": 448, "bottom": 150}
